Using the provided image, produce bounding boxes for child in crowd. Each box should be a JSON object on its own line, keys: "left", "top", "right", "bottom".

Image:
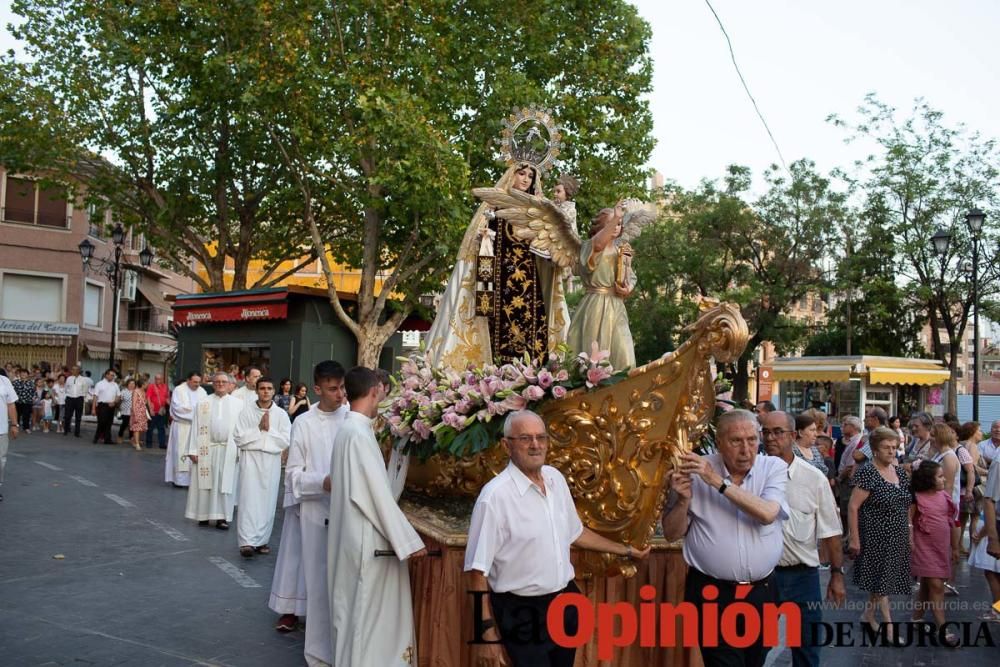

{"left": 909, "top": 460, "right": 960, "bottom": 646}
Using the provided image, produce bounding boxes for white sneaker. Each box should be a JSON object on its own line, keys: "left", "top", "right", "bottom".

{"left": 944, "top": 582, "right": 959, "bottom": 596}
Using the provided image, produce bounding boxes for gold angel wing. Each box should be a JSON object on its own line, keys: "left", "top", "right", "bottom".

{"left": 618, "top": 199, "right": 656, "bottom": 244}
{"left": 471, "top": 187, "right": 582, "bottom": 268}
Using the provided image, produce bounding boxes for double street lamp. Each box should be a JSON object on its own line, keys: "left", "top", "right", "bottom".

{"left": 930, "top": 208, "right": 986, "bottom": 420}
{"left": 78, "top": 224, "right": 155, "bottom": 371}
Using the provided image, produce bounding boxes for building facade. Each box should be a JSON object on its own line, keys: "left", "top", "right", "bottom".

{"left": 0, "top": 166, "right": 195, "bottom": 378}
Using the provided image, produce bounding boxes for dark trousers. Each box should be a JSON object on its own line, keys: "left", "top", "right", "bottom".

{"left": 146, "top": 414, "right": 167, "bottom": 448}
{"left": 16, "top": 403, "right": 32, "bottom": 430}
{"left": 774, "top": 565, "right": 822, "bottom": 667}
{"left": 117, "top": 415, "right": 131, "bottom": 439}
{"left": 94, "top": 403, "right": 115, "bottom": 444}
{"left": 63, "top": 397, "right": 84, "bottom": 436}
{"left": 489, "top": 580, "right": 580, "bottom": 667}
{"left": 685, "top": 568, "right": 776, "bottom": 667}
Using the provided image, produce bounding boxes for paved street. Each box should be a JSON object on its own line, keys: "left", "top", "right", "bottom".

{"left": 0, "top": 426, "right": 304, "bottom": 666}
{"left": 2, "top": 427, "right": 999, "bottom": 665}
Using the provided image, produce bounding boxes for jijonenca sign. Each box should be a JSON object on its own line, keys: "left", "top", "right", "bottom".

{"left": 0, "top": 319, "right": 80, "bottom": 335}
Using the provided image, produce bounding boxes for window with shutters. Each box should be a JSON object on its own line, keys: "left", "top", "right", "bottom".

{"left": 1, "top": 174, "right": 71, "bottom": 229}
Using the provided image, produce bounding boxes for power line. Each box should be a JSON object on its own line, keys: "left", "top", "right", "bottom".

{"left": 703, "top": 0, "right": 789, "bottom": 174}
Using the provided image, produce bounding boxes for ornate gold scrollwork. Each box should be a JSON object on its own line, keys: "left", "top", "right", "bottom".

{"left": 406, "top": 303, "right": 749, "bottom": 577}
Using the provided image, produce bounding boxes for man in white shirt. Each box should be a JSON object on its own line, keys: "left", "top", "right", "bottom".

{"left": 184, "top": 372, "right": 242, "bottom": 528}
{"left": 91, "top": 369, "right": 120, "bottom": 445}
{"left": 62, "top": 365, "right": 91, "bottom": 438}
{"left": 165, "top": 372, "right": 208, "bottom": 487}
{"left": 979, "top": 419, "right": 1000, "bottom": 468}
{"left": 761, "top": 411, "right": 844, "bottom": 666}
{"left": 465, "top": 409, "right": 649, "bottom": 667}
{"left": 0, "top": 370, "right": 19, "bottom": 502}
{"left": 234, "top": 377, "right": 291, "bottom": 557}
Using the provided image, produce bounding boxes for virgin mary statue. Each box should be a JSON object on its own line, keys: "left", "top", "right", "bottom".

{"left": 425, "top": 158, "right": 569, "bottom": 369}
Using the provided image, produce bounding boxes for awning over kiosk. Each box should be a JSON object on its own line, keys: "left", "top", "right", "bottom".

{"left": 770, "top": 355, "right": 949, "bottom": 386}
{"left": 867, "top": 365, "right": 951, "bottom": 386}
{"left": 172, "top": 288, "right": 289, "bottom": 325}
{"left": 771, "top": 363, "right": 852, "bottom": 383}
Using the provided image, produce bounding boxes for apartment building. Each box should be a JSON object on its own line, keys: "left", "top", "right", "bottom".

{"left": 0, "top": 166, "right": 195, "bottom": 378}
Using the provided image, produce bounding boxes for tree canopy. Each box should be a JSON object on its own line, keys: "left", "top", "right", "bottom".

{"left": 241, "top": 0, "right": 656, "bottom": 364}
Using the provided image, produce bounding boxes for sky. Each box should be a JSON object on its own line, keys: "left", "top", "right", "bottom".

{"left": 2, "top": 0, "right": 998, "bottom": 192}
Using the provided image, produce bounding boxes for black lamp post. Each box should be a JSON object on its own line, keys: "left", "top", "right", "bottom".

{"left": 966, "top": 208, "right": 986, "bottom": 421}
{"left": 78, "top": 225, "right": 155, "bottom": 370}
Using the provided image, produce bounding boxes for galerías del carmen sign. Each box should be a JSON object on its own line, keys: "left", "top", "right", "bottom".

{"left": 0, "top": 320, "right": 80, "bottom": 335}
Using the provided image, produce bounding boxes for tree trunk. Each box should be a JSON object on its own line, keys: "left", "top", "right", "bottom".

{"left": 947, "top": 340, "right": 960, "bottom": 416}
{"left": 354, "top": 325, "right": 387, "bottom": 368}
{"left": 732, "top": 352, "right": 751, "bottom": 403}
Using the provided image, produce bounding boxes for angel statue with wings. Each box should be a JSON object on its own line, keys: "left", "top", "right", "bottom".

{"left": 424, "top": 109, "right": 571, "bottom": 368}
{"left": 468, "top": 191, "right": 654, "bottom": 370}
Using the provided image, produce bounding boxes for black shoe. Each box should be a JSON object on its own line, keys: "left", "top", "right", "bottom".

{"left": 0, "top": 493, "right": 4, "bottom": 501}
{"left": 198, "top": 520, "right": 209, "bottom": 527}
{"left": 216, "top": 520, "right": 229, "bottom": 530}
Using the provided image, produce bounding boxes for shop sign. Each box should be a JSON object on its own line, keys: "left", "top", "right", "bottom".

{"left": 174, "top": 302, "right": 288, "bottom": 324}
{"left": 757, "top": 366, "right": 774, "bottom": 402}
{"left": 401, "top": 330, "right": 423, "bottom": 349}
{"left": 0, "top": 319, "right": 80, "bottom": 335}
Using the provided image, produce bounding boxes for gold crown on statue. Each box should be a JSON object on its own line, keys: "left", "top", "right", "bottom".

{"left": 499, "top": 106, "right": 563, "bottom": 175}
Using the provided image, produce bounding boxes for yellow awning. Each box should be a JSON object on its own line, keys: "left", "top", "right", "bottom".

{"left": 868, "top": 368, "right": 950, "bottom": 386}
{"left": 771, "top": 368, "right": 852, "bottom": 382}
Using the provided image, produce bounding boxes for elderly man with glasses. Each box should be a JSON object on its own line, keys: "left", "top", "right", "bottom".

{"left": 760, "top": 411, "right": 845, "bottom": 666}
{"left": 465, "top": 409, "right": 650, "bottom": 667}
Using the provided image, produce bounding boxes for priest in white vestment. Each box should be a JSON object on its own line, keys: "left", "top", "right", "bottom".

{"left": 234, "top": 377, "right": 291, "bottom": 556}
{"left": 164, "top": 372, "right": 207, "bottom": 487}
{"left": 183, "top": 372, "right": 241, "bottom": 527}
{"left": 230, "top": 365, "right": 261, "bottom": 406}
{"left": 328, "top": 367, "right": 427, "bottom": 667}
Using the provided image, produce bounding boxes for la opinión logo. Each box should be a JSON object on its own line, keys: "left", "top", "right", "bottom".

{"left": 470, "top": 584, "right": 801, "bottom": 660}
{"left": 469, "top": 586, "right": 997, "bottom": 658}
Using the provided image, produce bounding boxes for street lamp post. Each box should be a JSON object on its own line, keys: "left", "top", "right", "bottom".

{"left": 930, "top": 227, "right": 953, "bottom": 412}
{"left": 78, "top": 225, "right": 155, "bottom": 371}
{"left": 966, "top": 208, "right": 986, "bottom": 421}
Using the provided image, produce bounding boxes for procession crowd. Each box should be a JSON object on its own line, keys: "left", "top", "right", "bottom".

{"left": 2, "top": 360, "right": 1000, "bottom": 667}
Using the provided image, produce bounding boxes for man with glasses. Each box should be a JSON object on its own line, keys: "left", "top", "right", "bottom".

{"left": 465, "top": 409, "right": 649, "bottom": 667}
{"left": 662, "top": 409, "right": 789, "bottom": 667}
{"left": 978, "top": 419, "right": 1000, "bottom": 468}
{"left": 761, "top": 411, "right": 845, "bottom": 666}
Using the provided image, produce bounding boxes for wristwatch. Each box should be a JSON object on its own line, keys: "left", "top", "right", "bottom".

{"left": 718, "top": 478, "right": 732, "bottom": 495}
{"left": 830, "top": 565, "right": 846, "bottom": 575}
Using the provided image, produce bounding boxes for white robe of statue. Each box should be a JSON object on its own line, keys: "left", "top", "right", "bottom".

{"left": 284, "top": 403, "right": 349, "bottom": 667}
{"left": 423, "top": 163, "right": 569, "bottom": 370}
{"left": 233, "top": 400, "right": 291, "bottom": 547}
{"left": 164, "top": 383, "right": 207, "bottom": 487}
{"left": 328, "top": 411, "right": 424, "bottom": 667}
{"left": 183, "top": 393, "right": 241, "bottom": 522}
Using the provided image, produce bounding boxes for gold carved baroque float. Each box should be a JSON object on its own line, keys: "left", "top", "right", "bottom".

{"left": 406, "top": 302, "right": 749, "bottom": 577}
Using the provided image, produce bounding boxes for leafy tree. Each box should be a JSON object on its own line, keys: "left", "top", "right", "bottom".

{"left": 804, "top": 195, "right": 926, "bottom": 357}
{"left": 244, "top": 0, "right": 656, "bottom": 365}
{"left": 0, "top": 1, "right": 328, "bottom": 291}
{"left": 829, "top": 95, "right": 1000, "bottom": 413}
{"left": 632, "top": 161, "right": 845, "bottom": 400}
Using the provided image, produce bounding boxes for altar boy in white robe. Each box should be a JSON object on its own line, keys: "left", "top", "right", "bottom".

{"left": 183, "top": 372, "right": 241, "bottom": 528}
{"left": 282, "top": 360, "right": 348, "bottom": 666}
{"left": 233, "top": 377, "right": 291, "bottom": 558}
{"left": 328, "top": 366, "right": 427, "bottom": 667}
{"left": 165, "top": 372, "right": 207, "bottom": 488}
